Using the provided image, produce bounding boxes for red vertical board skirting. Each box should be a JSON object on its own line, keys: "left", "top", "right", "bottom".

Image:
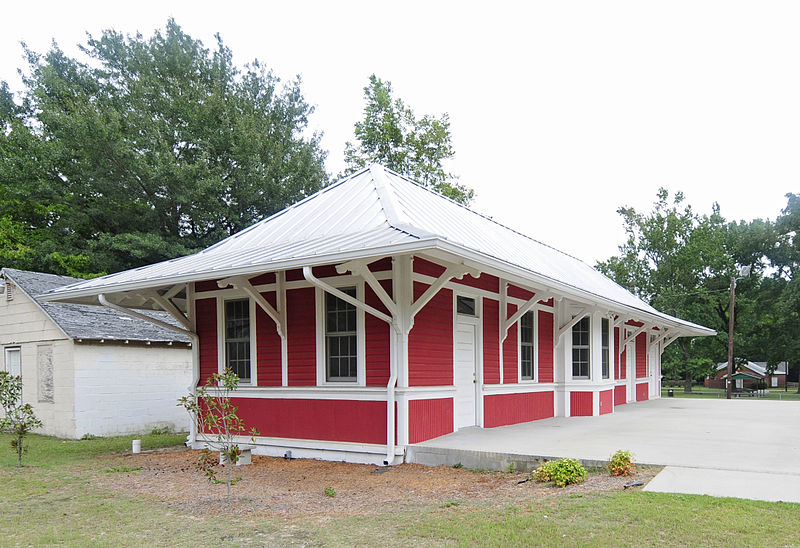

{"left": 570, "top": 391, "right": 593, "bottom": 417}
{"left": 503, "top": 303, "right": 518, "bottom": 383}
{"left": 636, "top": 382, "right": 649, "bottom": 401}
{"left": 614, "top": 327, "right": 621, "bottom": 379}
{"left": 196, "top": 298, "right": 217, "bottom": 385}
{"left": 614, "top": 385, "right": 627, "bottom": 405}
{"left": 409, "top": 282, "right": 453, "bottom": 386}
{"left": 484, "top": 392, "right": 554, "bottom": 427}
{"left": 538, "top": 310, "right": 554, "bottom": 382}
{"left": 408, "top": 398, "right": 454, "bottom": 443}
{"left": 256, "top": 291, "right": 281, "bottom": 386}
{"left": 599, "top": 389, "right": 613, "bottom": 415}
{"left": 636, "top": 332, "right": 647, "bottom": 378}
{"left": 287, "top": 287, "right": 317, "bottom": 386}
{"left": 231, "top": 398, "right": 388, "bottom": 444}
{"left": 366, "top": 280, "right": 392, "bottom": 386}
{"left": 483, "top": 298, "right": 500, "bottom": 384}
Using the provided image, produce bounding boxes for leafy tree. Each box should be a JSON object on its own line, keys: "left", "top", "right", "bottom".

{"left": 597, "top": 189, "right": 738, "bottom": 391}
{"left": 343, "top": 74, "right": 473, "bottom": 204}
{"left": 179, "top": 368, "right": 259, "bottom": 505}
{"left": 0, "top": 19, "right": 327, "bottom": 276}
{"left": 766, "top": 193, "right": 800, "bottom": 392}
{"left": 0, "top": 371, "right": 43, "bottom": 467}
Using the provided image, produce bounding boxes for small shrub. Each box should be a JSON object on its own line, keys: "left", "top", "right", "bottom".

{"left": 452, "top": 462, "right": 463, "bottom": 469}
{"left": 533, "top": 458, "right": 587, "bottom": 487}
{"left": 608, "top": 449, "right": 635, "bottom": 476}
{"left": 150, "top": 426, "right": 171, "bottom": 435}
{"left": 507, "top": 462, "right": 516, "bottom": 474}
{"left": 441, "top": 500, "right": 460, "bottom": 508}
{"left": 324, "top": 487, "right": 336, "bottom": 497}
{"left": 0, "top": 371, "right": 43, "bottom": 466}
{"left": 80, "top": 433, "right": 98, "bottom": 440}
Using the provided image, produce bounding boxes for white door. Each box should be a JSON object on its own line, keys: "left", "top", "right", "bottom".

{"left": 454, "top": 323, "right": 477, "bottom": 430}
{"left": 772, "top": 377, "right": 778, "bottom": 388}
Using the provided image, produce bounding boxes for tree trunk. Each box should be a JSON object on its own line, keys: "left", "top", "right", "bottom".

{"left": 683, "top": 373, "right": 693, "bottom": 393}
{"left": 17, "top": 435, "right": 22, "bottom": 467}
{"left": 227, "top": 454, "right": 232, "bottom": 505}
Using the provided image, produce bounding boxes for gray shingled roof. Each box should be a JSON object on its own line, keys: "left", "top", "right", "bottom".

{"left": 1, "top": 268, "right": 190, "bottom": 344}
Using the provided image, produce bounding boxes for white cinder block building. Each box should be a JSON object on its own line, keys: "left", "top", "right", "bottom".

{"left": 1, "top": 268, "right": 192, "bottom": 438}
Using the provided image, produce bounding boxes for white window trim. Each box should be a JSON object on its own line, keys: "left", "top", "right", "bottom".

{"left": 216, "top": 296, "right": 258, "bottom": 386}
{"left": 517, "top": 309, "right": 538, "bottom": 383}
{"left": 571, "top": 315, "right": 591, "bottom": 381}
{"left": 315, "top": 281, "right": 366, "bottom": 387}
{"left": 601, "top": 317, "right": 611, "bottom": 380}
{"left": 4, "top": 346, "right": 21, "bottom": 377}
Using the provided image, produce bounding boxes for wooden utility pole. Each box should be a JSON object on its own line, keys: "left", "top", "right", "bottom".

{"left": 726, "top": 276, "right": 736, "bottom": 400}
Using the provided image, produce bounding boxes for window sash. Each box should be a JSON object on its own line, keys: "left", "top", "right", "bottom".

{"left": 601, "top": 318, "right": 610, "bottom": 379}
{"left": 520, "top": 311, "right": 534, "bottom": 380}
{"left": 4, "top": 347, "right": 21, "bottom": 377}
{"left": 224, "top": 299, "right": 251, "bottom": 382}
{"left": 572, "top": 317, "right": 590, "bottom": 379}
{"left": 326, "top": 287, "right": 357, "bottom": 382}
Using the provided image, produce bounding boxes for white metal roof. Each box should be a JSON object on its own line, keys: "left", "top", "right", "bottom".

{"left": 40, "top": 165, "right": 714, "bottom": 336}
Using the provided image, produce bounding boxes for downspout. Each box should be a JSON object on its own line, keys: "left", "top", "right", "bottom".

{"left": 98, "top": 293, "right": 200, "bottom": 444}
{"left": 302, "top": 266, "right": 399, "bottom": 464}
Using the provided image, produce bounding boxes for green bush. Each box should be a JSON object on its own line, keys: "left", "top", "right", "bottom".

{"left": 608, "top": 449, "right": 635, "bottom": 476}
{"left": 533, "top": 458, "right": 587, "bottom": 487}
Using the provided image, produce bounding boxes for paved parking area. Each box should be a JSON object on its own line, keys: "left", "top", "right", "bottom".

{"left": 411, "top": 398, "right": 800, "bottom": 503}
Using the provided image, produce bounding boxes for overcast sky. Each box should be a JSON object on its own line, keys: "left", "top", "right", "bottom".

{"left": 2, "top": 1, "right": 798, "bottom": 265}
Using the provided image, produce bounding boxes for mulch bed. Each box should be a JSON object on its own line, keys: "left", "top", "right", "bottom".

{"left": 96, "top": 447, "right": 660, "bottom": 516}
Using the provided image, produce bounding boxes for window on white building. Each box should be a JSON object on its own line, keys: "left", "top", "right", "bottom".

{"left": 4, "top": 346, "right": 21, "bottom": 377}
{"left": 572, "top": 317, "right": 590, "bottom": 379}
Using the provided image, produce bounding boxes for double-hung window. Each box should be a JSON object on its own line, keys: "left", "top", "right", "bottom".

{"left": 601, "top": 318, "right": 610, "bottom": 379}
{"left": 224, "top": 299, "right": 251, "bottom": 383}
{"left": 4, "top": 347, "right": 21, "bottom": 377}
{"left": 520, "top": 311, "right": 535, "bottom": 380}
{"left": 572, "top": 316, "right": 590, "bottom": 379}
{"left": 325, "top": 287, "right": 357, "bottom": 382}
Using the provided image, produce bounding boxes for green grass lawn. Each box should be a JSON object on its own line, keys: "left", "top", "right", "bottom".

{"left": 1, "top": 432, "right": 799, "bottom": 546}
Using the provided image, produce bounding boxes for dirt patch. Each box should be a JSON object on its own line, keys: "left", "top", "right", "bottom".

{"left": 96, "top": 447, "right": 660, "bottom": 517}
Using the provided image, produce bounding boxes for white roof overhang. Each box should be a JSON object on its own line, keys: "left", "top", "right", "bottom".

{"left": 40, "top": 235, "right": 714, "bottom": 337}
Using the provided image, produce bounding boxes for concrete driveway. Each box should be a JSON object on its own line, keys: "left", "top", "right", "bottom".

{"left": 410, "top": 398, "right": 800, "bottom": 503}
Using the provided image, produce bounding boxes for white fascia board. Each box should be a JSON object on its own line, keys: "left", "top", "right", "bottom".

{"left": 428, "top": 239, "right": 716, "bottom": 337}
{"left": 38, "top": 238, "right": 441, "bottom": 306}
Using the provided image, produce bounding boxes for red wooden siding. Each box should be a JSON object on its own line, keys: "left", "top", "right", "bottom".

{"left": 484, "top": 392, "right": 554, "bottom": 427}
{"left": 502, "top": 303, "right": 518, "bottom": 383}
{"left": 256, "top": 291, "right": 281, "bottom": 386}
{"left": 196, "top": 298, "right": 217, "bottom": 385}
{"left": 636, "top": 332, "right": 647, "bottom": 378}
{"left": 365, "top": 280, "right": 392, "bottom": 386}
{"left": 195, "top": 280, "right": 219, "bottom": 292}
{"left": 599, "top": 389, "right": 613, "bottom": 415}
{"left": 636, "top": 382, "right": 649, "bottom": 401}
{"left": 232, "top": 398, "right": 388, "bottom": 444}
{"left": 248, "top": 272, "right": 276, "bottom": 286}
{"left": 454, "top": 272, "right": 499, "bottom": 292}
{"left": 614, "top": 385, "right": 627, "bottom": 405}
{"left": 409, "top": 282, "right": 453, "bottom": 386}
{"left": 408, "top": 398, "right": 454, "bottom": 443}
{"left": 614, "top": 327, "right": 621, "bottom": 379}
{"left": 413, "top": 256, "right": 446, "bottom": 277}
{"left": 538, "top": 310, "right": 554, "bottom": 382}
{"left": 286, "top": 287, "right": 316, "bottom": 386}
{"left": 507, "top": 284, "right": 535, "bottom": 300}
{"left": 570, "top": 391, "right": 593, "bottom": 417}
{"left": 483, "top": 298, "right": 501, "bottom": 384}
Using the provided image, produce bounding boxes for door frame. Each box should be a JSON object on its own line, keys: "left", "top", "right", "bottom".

{"left": 452, "top": 292, "right": 483, "bottom": 429}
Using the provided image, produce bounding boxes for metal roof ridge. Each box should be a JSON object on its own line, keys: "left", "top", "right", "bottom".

{"left": 377, "top": 165, "right": 591, "bottom": 266}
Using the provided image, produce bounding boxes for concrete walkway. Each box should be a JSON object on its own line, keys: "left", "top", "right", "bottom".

{"left": 409, "top": 398, "right": 800, "bottom": 503}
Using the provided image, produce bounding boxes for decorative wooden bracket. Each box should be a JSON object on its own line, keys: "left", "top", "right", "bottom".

{"left": 618, "top": 322, "right": 650, "bottom": 355}
{"left": 556, "top": 307, "right": 589, "bottom": 340}
{"left": 218, "top": 275, "right": 285, "bottom": 339}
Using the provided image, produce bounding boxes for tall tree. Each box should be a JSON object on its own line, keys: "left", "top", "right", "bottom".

{"left": 597, "top": 189, "right": 738, "bottom": 391}
{"left": 767, "top": 193, "right": 800, "bottom": 392}
{"left": 0, "top": 19, "right": 327, "bottom": 276}
{"left": 343, "top": 74, "right": 473, "bottom": 204}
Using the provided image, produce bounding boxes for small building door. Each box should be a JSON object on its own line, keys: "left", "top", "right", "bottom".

{"left": 453, "top": 322, "right": 478, "bottom": 430}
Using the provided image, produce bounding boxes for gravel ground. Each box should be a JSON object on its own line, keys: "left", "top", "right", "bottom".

{"left": 96, "top": 447, "right": 660, "bottom": 517}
